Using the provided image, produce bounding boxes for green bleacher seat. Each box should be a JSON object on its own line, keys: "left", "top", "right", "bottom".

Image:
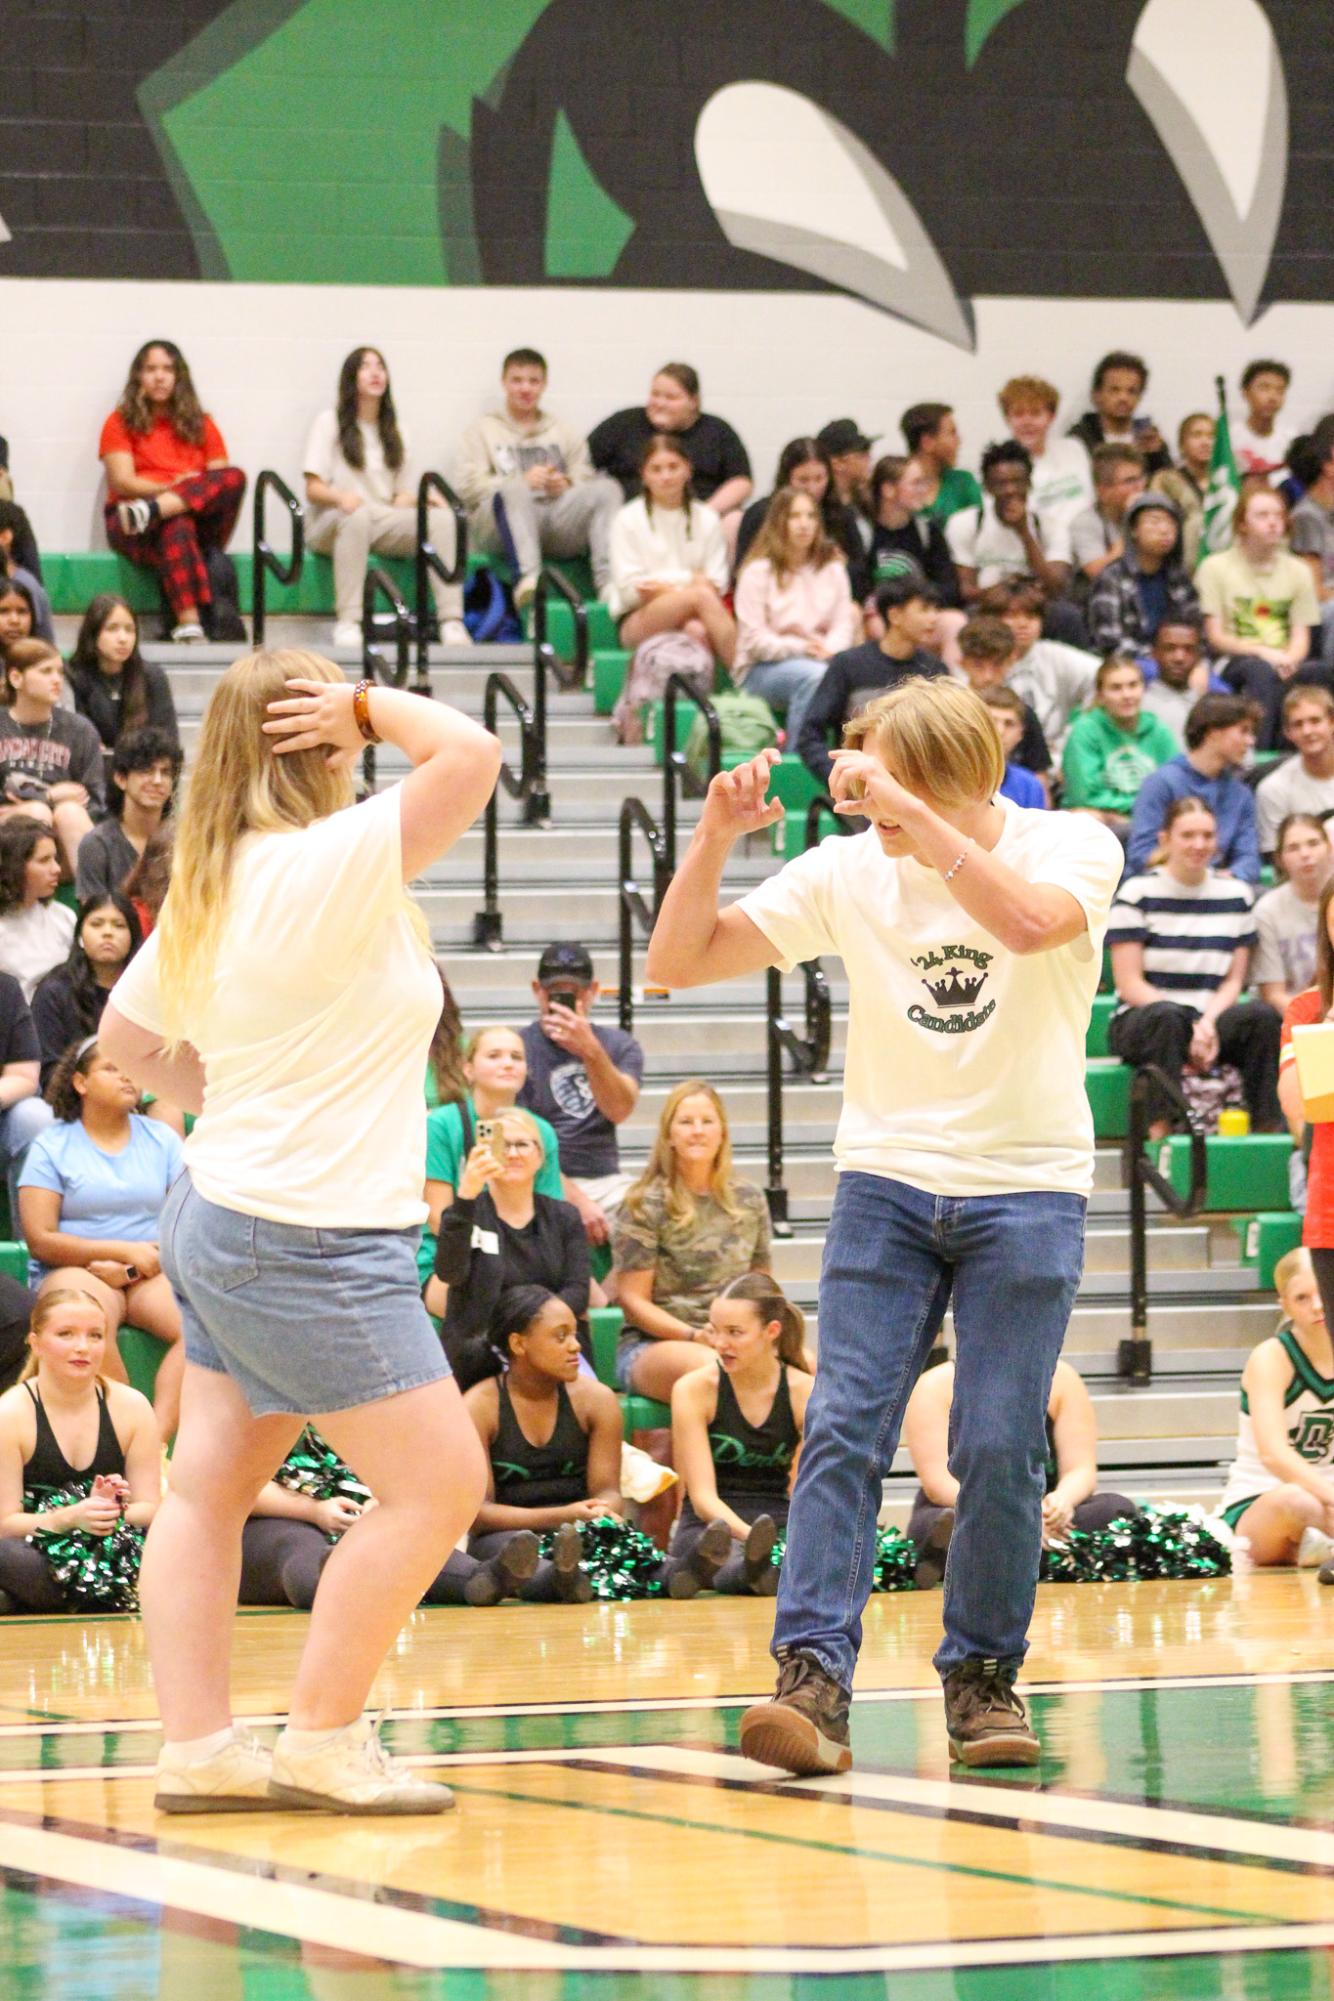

{"left": 642, "top": 674, "right": 734, "bottom": 765}
{"left": 0, "top": 1240, "right": 26, "bottom": 1283}
{"left": 1160, "top": 1132, "right": 1293, "bottom": 1211}
{"left": 1233, "top": 1210, "right": 1302, "bottom": 1289}
{"left": 777, "top": 805, "right": 838, "bottom": 861}
{"left": 1084, "top": 1058, "right": 1131, "bottom": 1140}
{"left": 46, "top": 549, "right": 505, "bottom": 620}
{"left": 117, "top": 1325, "right": 164, "bottom": 1401}
{"left": 622, "top": 1394, "right": 672, "bottom": 1432}
{"left": 592, "top": 648, "right": 630, "bottom": 715}
{"left": 587, "top": 1306, "right": 670, "bottom": 1430}
{"left": 1086, "top": 993, "right": 1116, "bottom": 1059}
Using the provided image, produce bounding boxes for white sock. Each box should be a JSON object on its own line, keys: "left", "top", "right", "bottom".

{"left": 1297, "top": 1526, "right": 1334, "bottom": 1568}
{"left": 161, "top": 1725, "right": 235, "bottom": 1765}
{"left": 279, "top": 1716, "right": 363, "bottom": 1752}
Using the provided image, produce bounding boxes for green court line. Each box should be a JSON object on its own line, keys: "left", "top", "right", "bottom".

{"left": 446, "top": 1777, "right": 1298, "bottom": 1932}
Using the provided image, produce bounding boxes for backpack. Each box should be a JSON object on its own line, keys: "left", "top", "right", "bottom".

{"left": 464, "top": 565, "right": 522, "bottom": 643}
{"left": 685, "top": 689, "right": 778, "bottom": 785}
{"left": 613, "top": 630, "right": 714, "bottom": 746}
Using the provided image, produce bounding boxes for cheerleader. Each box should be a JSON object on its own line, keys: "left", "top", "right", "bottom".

{"left": 665, "top": 1273, "right": 811, "bottom": 1596}
{"left": 0, "top": 1288, "right": 159, "bottom": 1612}
{"left": 1218, "top": 1248, "right": 1334, "bottom": 1572}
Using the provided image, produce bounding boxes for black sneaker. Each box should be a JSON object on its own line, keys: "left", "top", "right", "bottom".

{"left": 943, "top": 1658, "right": 1040, "bottom": 1767}
{"left": 912, "top": 1508, "right": 955, "bottom": 1589}
{"left": 740, "top": 1652, "right": 852, "bottom": 1775}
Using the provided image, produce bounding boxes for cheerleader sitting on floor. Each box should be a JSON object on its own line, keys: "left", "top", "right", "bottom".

{"left": 0, "top": 1288, "right": 159, "bottom": 1612}
{"left": 1218, "top": 1248, "right": 1334, "bottom": 1574}
{"left": 665, "top": 1273, "right": 811, "bottom": 1596}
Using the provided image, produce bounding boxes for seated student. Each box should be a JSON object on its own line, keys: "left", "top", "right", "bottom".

{"left": 18, "top": 1038, "right": 185, "bottom": 1438}
{"left": 427, "top": 1110, "right": 590, "bottom": 1381}
{"left": 979, "top": 686, "right": 1046, "bottom": 808}
{"left": 240, "top": 1425, "right": 540, "bottom": 1610}
{"left": 456, "top": 346, "right": 620, "bottom": 615}
{"left": 1290, "top": 420, "right": 1334, "bottom": 669}
{"left": 904, "top": 1356, "right": 1139, "bottom": 1588}
{"left": 463, "top": 1288, "right": 623, "bottom": 1605}
{"left": 900, "top": 402, "right": 981, "bottom": 523}
{"left": 979, "top": 577, "right": 1098, "bottom": 754}
{"left": 0, "top": 1289, "right": 159, "bottom": 1615}
{"left": 305, "top": 345, "right": 467, "bottom": 649}
{"left": 32, "top": 896, "right": 141, "bottom": 1090}
{"left": 1108, "top": 796, "right": 1280, "bottom": 1135}
{"left": 666, "top": 1272, "right": 812, "bottom": 1597}
{"left": 613, "top": 1080, "right": 771, "bottom": 1403}
{"left": 1256, "top": 687, "right": 1334, "bottom": 859}
{"left": 946, "top": 441, "right": 1073, "bottom": 605}
{"left": 0, "top": 643, "right": 106, "bottom": 876}
{"left": 0, "top": 580, "right": 38, "bottom": 665}
{"left": 589, "top": 363, "right": 752, "bottom": 550}
{"left": 953, "top": 614, "right": 1050, "bottom": 786}
{"left": 1069, "top": 443, "right": 1148, "bottom": 594}
{"left": 797, "top": 572, "right": 945, "bottom": 790}
{"left": 735, "top": 437, "right": 869, "bottom": 596}
{"left": 0, "top": 818, "right": 75, "bottom": 1000}
{"left": 64, "top": 596, "right": 178, "bottom": 759}
{"left": 1151, "top": 413, "right": 1214, "bottom": 572}
{"left": 733, "top": 489, "right": 855, "bottom": 751}
{"left": 1067, "top": 350, "right": 1170, "bottom": 475}
{"left": 1253, "top": 814, "right": 1332, "bottom": 1015}
{"left": 0, "top": 502, "right": 55, "bottom": 645}
{"left": 604, "top": 435, "right": 736, "bottom": 667}
{"left": 866, "top": 455, "right": 960, "bottom": 605}
{"left": 74, "top": 726, "right": 180, "bottom": 906}
{"left": 1126, "top": 692, "right": 1262, "bottom": 884}
{"left": 1216, "top": 1249, "right": 1334, "bottom": 1571}
{"left": 0, "top": 972, "right": 51, "bottom": 1225}
{"left": 1086, "top": 493, "right": 1201, "bottom": 659}
{"left": 1061, "top": 657, "right": 1177, "bottom": 833}
{"left": 1198, "top": 484, "right": 1326, "bottom": 750}
{"left": 520, "top": 943, "right": 644, "bottom": 1245}
{"left": 99, "top": 339, "right": 246, "bottom": 643}
{"left": 1140, "top": 619, "right": 1219, "bottom": 747}
{"left": 1232, "top": 359, "right": 1294, "bottom": 483}
{"left": 997, "top": 375, "right": 1092, "bottom": 534}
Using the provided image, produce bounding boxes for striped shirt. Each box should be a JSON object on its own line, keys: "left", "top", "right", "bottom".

{"left": 1107, "top": 869, "right": 1255, "bottom": 1013}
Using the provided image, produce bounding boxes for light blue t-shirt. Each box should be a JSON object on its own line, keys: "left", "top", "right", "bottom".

{"left": 19, "top": 1114, "right": 184, "bottom": 1281}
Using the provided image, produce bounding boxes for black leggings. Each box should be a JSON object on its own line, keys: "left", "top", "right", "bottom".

{"left": 0, "top": 1537, "right": 69, "bottom": 1611}
{"left": 1108, "top": 999, "right": 1282, "bottom": 1129}
{"left": 239, "top": 1518, "right": 495, "bottom": 1610}
{"left": 663, "top": 1497, "right": 790, "bottom": 1595}
{"left": 907, "top": 1488, "right": 1140, "bottom": 1549}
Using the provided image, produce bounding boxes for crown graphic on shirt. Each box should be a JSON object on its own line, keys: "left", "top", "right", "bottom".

{"left": 922, "top": 969, "right": 988, "bottom": 1007}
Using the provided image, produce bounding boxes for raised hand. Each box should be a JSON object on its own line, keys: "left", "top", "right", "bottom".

{"left": 698, "top": 749, "right": 785, "bottom": 844}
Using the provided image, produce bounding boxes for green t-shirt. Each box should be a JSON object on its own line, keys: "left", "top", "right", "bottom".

{"left": 921, "top": 466, "right": 982, "bottom": 524}
{"left": 416, "top": 1096, "right": 564, "bottom": 1282}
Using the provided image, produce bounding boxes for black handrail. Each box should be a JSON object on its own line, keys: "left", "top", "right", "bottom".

{"left": 764, "top": 787, "right": 838, "bottom": 1232}
{"left": 415, "top": 471, "right": 467, "bottom": 690}
{"left": 473, "top": 673, "right": 540, "bottom": 952}
{"left": 662, "top": 676, "right": 721, "bottom": 876}
{"left": 1120, "top": 1065, "right": 1208, "bottom": 1383}
{"left": 532, "top": 566, "right": 589, "bottom": 691}
{"left": 358, "top": 566, "right": 412, "bottom": 791}
{"left": 804, "top": 791, "right": 837, "bottom": 847}
{"left": 617, "top": 797, "right": 671, "bottom": 1033}
{"left": 251, "top": 468, "right": 303, "bottom": 647}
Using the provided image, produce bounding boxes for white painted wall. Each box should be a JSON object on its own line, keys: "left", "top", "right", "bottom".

{"left": 4, "top": 277, "right": 1333, "bottom": 553}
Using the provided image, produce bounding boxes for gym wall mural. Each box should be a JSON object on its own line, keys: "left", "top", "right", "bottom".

{"left": 0, "top": 0, "right": 1325, "bottom": 348}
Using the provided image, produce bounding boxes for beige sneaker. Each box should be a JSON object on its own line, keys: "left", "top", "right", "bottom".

{"left": 269, "top": 1716, "right": 454, "bottom": 1815}
{"left": 155, "top": 1730, "right": 292, "bottom": 1814}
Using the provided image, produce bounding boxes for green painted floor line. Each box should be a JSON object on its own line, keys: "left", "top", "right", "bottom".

{"left": 445, "top": 1779, "right": 1296, "bottom": 1931}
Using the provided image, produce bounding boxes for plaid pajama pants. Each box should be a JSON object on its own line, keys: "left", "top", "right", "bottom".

{"left": 104, "top": 465, "right": 247, "bottom": 620}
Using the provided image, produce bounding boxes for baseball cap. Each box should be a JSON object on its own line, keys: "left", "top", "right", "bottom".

{"left": 817, "top": 418, "right": 873, "bottom": 456}
{"left": 1125, "top": 491, "right": 1181, "bottom": 526}
{"left": 537, "top": 941, "right": 594, "bottom": 983}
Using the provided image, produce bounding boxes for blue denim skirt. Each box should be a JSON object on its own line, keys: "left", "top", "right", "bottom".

{"left": 160, "top": 1170, "right": 451, "bottom": 1417}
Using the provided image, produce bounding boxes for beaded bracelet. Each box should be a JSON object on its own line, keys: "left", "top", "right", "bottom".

{"left": 352, "top": 679, "right": 380, "bottom": 745}
{"left": 944, "top": 845, "right": 971, "bottom": 882}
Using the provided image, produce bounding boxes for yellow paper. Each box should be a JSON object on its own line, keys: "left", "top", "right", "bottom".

{"left": 1291, "top": 1022, "right": 1334, "bottom": 1122}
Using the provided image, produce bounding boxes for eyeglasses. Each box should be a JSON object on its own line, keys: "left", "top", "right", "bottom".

{"left": 500, "top": 1139, "right": 538, "bottom": 1156}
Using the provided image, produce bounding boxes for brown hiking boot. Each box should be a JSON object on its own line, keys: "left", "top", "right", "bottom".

{"left": 943, "top": 1658, "right": 1040, "bottom": 1767}
{"left": 740, "top": 1652, "right": 852, "bottom": 1775}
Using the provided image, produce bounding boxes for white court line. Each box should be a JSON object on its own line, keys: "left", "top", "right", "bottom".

{"left": 569, "top": 1744, "right": 1334, "bottom": 1870}
{"left": 2, "top": 1665, "right": 1330, "bottom": 1740}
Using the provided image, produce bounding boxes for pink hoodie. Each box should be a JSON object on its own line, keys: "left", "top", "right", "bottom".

{"left": 733, "top": 557, "right": 856, "bottom": 673}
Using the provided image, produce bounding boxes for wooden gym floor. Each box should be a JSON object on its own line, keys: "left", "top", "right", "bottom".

{"left": 1, "top": 1573, "right": 1332, "bottom": 2000}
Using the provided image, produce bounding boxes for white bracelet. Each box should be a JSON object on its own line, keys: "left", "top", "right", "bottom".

{"left": 944, "top": 845, "right": 971, "bottom": 882}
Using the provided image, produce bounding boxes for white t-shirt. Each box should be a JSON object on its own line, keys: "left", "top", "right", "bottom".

{"left": 1254, "top": 757, "right": 1334, "bottom": 855}
{"left": 945, "top": 497, "right": 1072, "bottom": 585}
{"left": 1231, "top": 416, "right": 1294, "bottom": 483}
{"left": 302, "top": 409, "right": 417, "bottom": 510}
{"left": 736, "top": 803, "right": 1123, "bottom": 1197}
{"left": 1029, "top": 437, "right": 1094, "bottom": 533}
{"left": 111, "top": 786, "right": 440, "bottom": 1230}
{"left": 0, "top": 900, "right": 76, "bottom": 1001}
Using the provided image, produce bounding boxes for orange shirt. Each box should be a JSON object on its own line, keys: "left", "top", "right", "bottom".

{"left": 1280, "top": 986, "right": 1334, "bottom": 1247}
{"left": 99, "top": 410, "right": 227, "bottom": 490}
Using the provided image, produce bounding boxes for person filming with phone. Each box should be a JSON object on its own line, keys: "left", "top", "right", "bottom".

{"left": 519, "top": 943, "right": 644, "bottom": 1247}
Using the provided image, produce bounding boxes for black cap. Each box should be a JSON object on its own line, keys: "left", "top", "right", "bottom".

{"left": 537, "top": 941, "right": 594, "bottom": 983}
{"left": 817, "top": 418, "right": 873, "bottom": 455}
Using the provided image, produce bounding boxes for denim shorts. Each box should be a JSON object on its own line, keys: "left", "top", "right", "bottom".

{"left": 615, "top": 1335, "right": 654, "bottom": 1391}
{"left": 160, "top": 1170, "right": 451, "bottom": 1417}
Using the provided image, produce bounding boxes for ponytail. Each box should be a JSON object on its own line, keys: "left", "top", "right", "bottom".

{"left": 714, "top": 1272, "right": 810, "bottom": 1371}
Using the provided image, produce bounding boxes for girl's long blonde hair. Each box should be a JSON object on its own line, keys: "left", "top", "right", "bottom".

{"left": 20, "top": 1289, "right": 111, "bottom": 1384}
{"left": 621, "top": 1078, "right": 742, "bottom": 1227}
{"left": 156, "top": 650, "right": 357, "bottom": 1043}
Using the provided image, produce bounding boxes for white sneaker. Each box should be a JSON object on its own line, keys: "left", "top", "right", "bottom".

{"left": 155, "top": 1729, "right": 293, "bottom": 1814}
{"left": 331, "top": 621, "right": 363, "bottom": 648}
{"left": 269, "top": 1715, "right": 454, "bottom": 1815}
{"left": 169, "top": 621, "right": 205, "bottom": 643}
{"left": 440, "top": 618, "right": 472, "bottom": 646}
{"left": 116, "top": 498, "right": 153, "bottom": 535}
{"left": 1297, "top": 1526, "right": 1334, "bottom": 1569}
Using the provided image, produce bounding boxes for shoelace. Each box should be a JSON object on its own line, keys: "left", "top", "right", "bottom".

{"left": 959, "top": 1664, "right": 1026, "bottom": 1723}
{"left": 361, "top": 1710, "right": 402, "bottom": 1778}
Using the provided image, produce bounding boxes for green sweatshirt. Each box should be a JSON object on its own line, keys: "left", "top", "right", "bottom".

{"left": 1061, "top": 706, "right": 1178, "bottom": 814}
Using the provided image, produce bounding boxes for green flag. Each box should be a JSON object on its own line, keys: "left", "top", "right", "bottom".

{"left": 1202, "top": 376, "right": 1240, "bottom": 555}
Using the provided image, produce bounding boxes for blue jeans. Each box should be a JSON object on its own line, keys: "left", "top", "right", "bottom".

{"left": 740, "top": 656, "right": 827, "bottom": 750}
{"left": 0, "top": 1096, "right": 53, "bottom": 1227}
{"left": 773, "top": 1172, "right": 1086, "bottom": 1688}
